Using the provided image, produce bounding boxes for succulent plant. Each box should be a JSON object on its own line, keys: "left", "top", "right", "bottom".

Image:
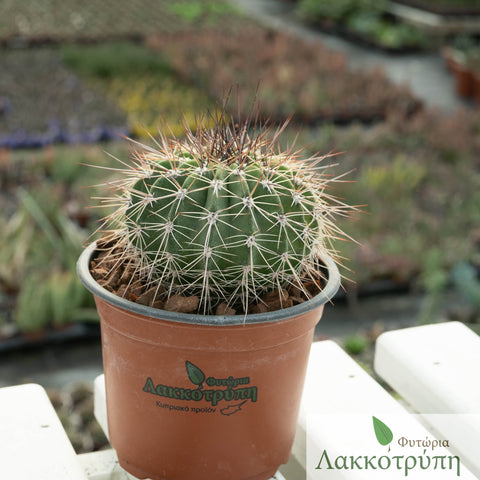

{"left": 97, "top": 110, "right": 352, "bottom": 313}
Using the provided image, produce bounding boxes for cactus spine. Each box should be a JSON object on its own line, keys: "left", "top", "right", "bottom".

{"left": 101, "top": 115, "right": 349, "bottom": 313}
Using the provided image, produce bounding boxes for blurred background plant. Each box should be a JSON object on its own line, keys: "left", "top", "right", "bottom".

{"left": 146, "top": 26, "right": 421, "bottom": 123}
{"left": 0, "top": 145, "right": 125, "bottom": 339}
{"left": 61, "top": 42, "right": 217, "bottom": 138}
{"left": 343, "top": 333, "right": 369, "bottom": 355}
{"left": 297, "top": 0, "right": 430, "bottom": 51}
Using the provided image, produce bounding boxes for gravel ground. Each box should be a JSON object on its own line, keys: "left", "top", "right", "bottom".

{"left": 47, "top": 382, "right": 110, "bottom": 453}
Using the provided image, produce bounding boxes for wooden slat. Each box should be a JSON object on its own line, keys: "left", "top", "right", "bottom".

{"left": 375, "top": 321, "right": 480, "bottom": 478}
{"left": 293, "top": 340, "right": 478, "bottom": 479}
{"left": 0, "top": 383, "right": 87, "bottom": 480}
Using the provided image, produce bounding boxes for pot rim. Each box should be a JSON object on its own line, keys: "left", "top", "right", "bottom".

{"left": 77, "top": 242, "right": 341, "bottom": 326}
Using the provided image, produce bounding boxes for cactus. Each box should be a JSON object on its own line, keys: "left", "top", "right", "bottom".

{"left": 99, "top": 112, "right": 351, "bottom": 313}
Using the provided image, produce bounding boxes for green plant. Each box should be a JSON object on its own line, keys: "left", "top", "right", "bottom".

{"left": 96, "top": 109, "right": 354, "bottom": 313}
{"left": 61, "top": 42, "right": 173, "bottom": 79}
{"left": 15, "top": 273, "right": 51, "bottom": 335}
{"left": 347, "top": 13, "right": 429, "bottom": 49}
{"left": 1, "top": 184, "right": 99, "bottom": 329}
{"left": 375, "top": 22, "right": 429, "bottom": 50}
{"left": 61, "top": 41, "right": 217, "bottom": 139}
{"left": 452, "top": 262, "right": 480, "bottom": 310}
{"left": 0, "top": 144, "right": 125, "bottom": 335}
{"left": 166, "top": 1, "right": 238, "bottom": 24}
{"left": 298, "top": 0, "right": 359, "bottom": 22}
{"left": 0, "top": 208, "right": 35, "bottom": 293}
{"left": 418, "top": 248, "right": 450, "bottom": 324}
{"left": 14, "top": 269, "right": 98, "bottom": 333}
{"left": 346, "top": 11, "right": 382, "bottom": 36}
{"left": 298, "top": 0, "right": 386, "bottom": 23}
{"left": 106, "top": 75, "right": 216, "bottom": 138}
{"left": 344, "top": 334, "right": 368, "bottom": 355}
{"left": 18, "top": 187, "right": 84, "bottom": 271}
{"left": 49, "top": 271, "right": 88, "bottom": 328}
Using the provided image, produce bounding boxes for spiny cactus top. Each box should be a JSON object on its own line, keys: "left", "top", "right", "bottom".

{"left": 99, "top": 115, "right": 350, "bottom": 314}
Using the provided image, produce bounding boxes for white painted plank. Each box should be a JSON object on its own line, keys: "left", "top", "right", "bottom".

{"left": 293, "top": 340, "right": 408, "bottom": 470}
{"left": 78, "top": 449, "right": 149, "bottom": 480}
{"left": 78, "top": 450, "right": 121, "bottom": 480}
{"left": 374, "top": 321, "right": 480, "bottom": 413}
{"left": 94, "top": 375, "right": 108, "bottom": 441}
{"left": 374, "top": 321, "right": 480, "bottom": 477}
{"left": 295, "top": 340, "right": 478, "bottom": 479}
{"left": 0, "top": 383, "right": 87, "bottom": 480}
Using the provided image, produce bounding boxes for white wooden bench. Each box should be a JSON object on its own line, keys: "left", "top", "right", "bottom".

{"left": 375, "top": 321, "right": 480, "bottom": 478}
{"left": 0, "top": 383, "right": 88, "bottom": 480}
{"left": 1, "top": 321, "right": 478, "bottom": 479}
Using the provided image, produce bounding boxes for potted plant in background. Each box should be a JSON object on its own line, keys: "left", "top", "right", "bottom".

{"left": 77, "top": 104, "right": 355, "bottom": 480}
{"left": 443, "top": 35, "right": 480, "bottom": 100}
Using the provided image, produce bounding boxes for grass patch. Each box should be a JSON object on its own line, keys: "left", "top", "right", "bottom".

{"left": 61, "top": 42, "right": 173, "bottom": 79}
{"left": 166, "top": 1, "right": 239, "bottom": 23}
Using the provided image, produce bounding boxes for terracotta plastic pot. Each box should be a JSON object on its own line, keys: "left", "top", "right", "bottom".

{"left": 473, "top": 71, "right": 480, "bottom": 104}
{"left": 453, "top": 63, "right": 474, "bottom": 98}
{"left": 77, "top": 243, "right": 340, "bottom": 480}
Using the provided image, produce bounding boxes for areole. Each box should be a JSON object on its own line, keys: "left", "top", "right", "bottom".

{"left": 77, "top": 242, "right": 341, "bottom": 480}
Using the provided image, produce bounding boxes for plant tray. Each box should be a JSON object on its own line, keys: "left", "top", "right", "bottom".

{"left": 0, "top": 322, "right": 101, "bottom": 354}
{"left": 391, "top": 0, "right": 480, "bottom": 16}
{"left": 306, "top": 19, "right": 430, "bottom": 55}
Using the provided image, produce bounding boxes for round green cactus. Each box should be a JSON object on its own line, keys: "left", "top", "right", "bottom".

{"left": 102, "top": 116, "right": 350, "bottom": 312}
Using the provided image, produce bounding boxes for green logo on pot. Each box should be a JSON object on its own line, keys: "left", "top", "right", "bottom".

{"left": 185, "top": 361, "right": 205, "bottom": 389}
{"left": 142, "top": 361, "right": 258, "bottom": 415}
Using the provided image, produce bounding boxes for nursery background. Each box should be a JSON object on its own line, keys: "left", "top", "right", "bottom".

{"left": 1, "top": 0, "right": 480, "bottom": 454}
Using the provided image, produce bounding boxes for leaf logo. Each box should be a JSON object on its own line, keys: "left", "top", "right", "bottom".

{"left": 185, "top": 361, "right": 205, "bottom": 389}
{"left": 372, "top": 416, "right": 393, "bottom": 446}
